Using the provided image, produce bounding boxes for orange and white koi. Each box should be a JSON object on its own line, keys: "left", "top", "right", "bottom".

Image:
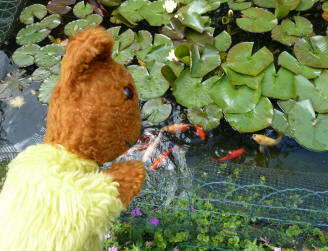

{"left": 150, "top": 145, "right": 182, "bottom": 170}
{"left": 194, "top": 125, "right": 206, "bottom": 140}
{"left": 252, "top": 133, "right": 283, "bottom": 152}
{"left": 165, "top": 123, "right": 206, "bottom": 140}
{"left": 212, "top": 148, "right": 245, "bottom": 162}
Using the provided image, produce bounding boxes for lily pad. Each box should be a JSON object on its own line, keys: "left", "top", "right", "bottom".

{"left": 140, "top": 0, "right": 173, "bottom": 26}
{"left": 64, "top": 19, "right": 90, "bottom": 36}
{"left": 226, "top": 42, "right": 273, "bottom": 76}
{"left": 173, "top": 71, "right": 219, "bottom": 108}
{"left": 85, "top": 14, "right": 103, "bottom": 25}
{"left": 210, "top": 75, "right": 262, "bottom": 113}
{"left": 288, "top": 99, "right": 328, "bottom": 151}
{"left": 294, "top": 74, "right": 328, "bottom": 113}
{"left": 228, "top": 0, "right": 252, "bottom": 10}
{"left": 294, "top": 36, "right": 328, "bottom": 68}
{"left": 275, "top": 0, "right": 300, "bottom": 19}
{"left": 32, "top": 67, "right": 52, "bottom": 81}
{"left": 236, "top": 7, "right": 278, "bottom": 33}
{"left": 20, "top": 4, "right": 47, "bottom": 24}
{"left": 42, "top": 44, "right": 65, "bottom": 56}
{"left": 296, "top": 0, "right": 317, "bottom": 11}
{"left": 107, "top": 26, "right": 121, "bottom": 39}
{"left": 73, "top": 1, "right": 93, "bottom": 18}
{"left": 34, "top": 44, "right": 65, "bottom": 67}
{"left": 47, "top": 0, "right": 75, "bottom": 15}
{"left": 12, "top": 44, "right": 41, "bottom": 67}
{"left": 191, "top": 44, "right": 220, "bottom": 78}
{"left": 278, "top": 99, "right": 296, "bottom": 113}
{"left": 278, "top": 51, "right": 321, "bottom": 79}
{"left": 271, "top": 109, "right": 294, "bottom": 137}
{"left": 49, "top": 62, "right": 62, "bottom": 75}
{"left": 174, "top": 44, "right": 190, "bottom": 65}
{"left": 225, "top": 96, "right": 273, "bottom": 132}
{"left": 117, "top": 0, "right": 148, "bottom": 25}
{"left": 144, "top": 44, "right": 174, "bottom": 66}
{"left": 101, "top": 0, "right": 122, "bottom": 7}
{"left": 214, "top": 30, "right": 232, "bottom": 52}
{"left": 38, "top": 74, "right": 60, "bottom": 104}
{"left": 130, "top": 30, "right": 153, "bottom": 51}
{"left": 253, "top": 0, "right": 276, "bottom": 8}
{"left": 261, "top": 63, "right": 295, "bottom": 100}
{"left": 40, "top": 14, "right": 62, "bottom": 29}
{"left": 159, "top": 18, "right": 185, "bottom": 40}
{"left": 142, "top": 98, "right": 172, "bottom": 123}
{"left": 177, "top": 0, "right": 215, "bottom": 33}
{"left": 16, "top": 24, "right": 50, "bottom": 45}
{"left": 186, "top": 30, "right": 214, "bottom": 47}
{"left": 188, "top": 103, "right": 223, "bottom": 130}
{"left": 128, "top": 62, "right": 170, "bottom": 99}
{"left": 117, "top": 29, "right": 135, "bottom": 50}
{"left": 271, "top": 25, "right": 299, "bottom": 46}
{"left": 112, "top": 47, "right": 135, "bottom": 65}
{"left": 281, "top": 16, "right": 313, "bottom": 36}
{"left": 154, "top": 34, "right": 173, "bottom": 46}
{"left": 221, "top": 62, "right": 263, "bottom": 90}
{"left": 323, "top": 2, "right": 328, "bottom": 11}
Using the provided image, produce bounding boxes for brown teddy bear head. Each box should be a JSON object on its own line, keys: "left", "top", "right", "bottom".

{"left": 44, "top": 26, "right": 142, "bottom": 165}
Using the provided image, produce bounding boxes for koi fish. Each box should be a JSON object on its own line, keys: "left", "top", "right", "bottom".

{"left": 212, "top": 148, "right": 245, "bottom": 162}
{"left": 165, "top": 123, "right": 192, "bottom": 133}
{"left": 150, "top": 145, "right": 181, "bottom": 170}
{"left": 194, "top": 125, "right": 206, "bottom": 140}
{"left": 252, "top": 133, "right": 283, "bottom": 152}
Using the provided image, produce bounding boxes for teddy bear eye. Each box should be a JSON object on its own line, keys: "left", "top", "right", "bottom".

{"left": 124, "top": 86, "right": 134, "bottom": 100}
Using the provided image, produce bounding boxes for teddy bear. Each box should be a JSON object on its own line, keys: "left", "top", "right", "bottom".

{"left": 0, "top": 25, "right": 146, "bottom": 251}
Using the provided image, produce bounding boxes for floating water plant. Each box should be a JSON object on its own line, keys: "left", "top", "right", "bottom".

{"left": 38, "top": 74, "right": 60, "bottom": 104}
{"left": 19, "top": 4, "right": 47, "bottom": 24}
{"left": 188, "top": 103, "right": 222, "bottom": 130}
{"left": 142, "top": 98, "right": 172, "bottom": 123}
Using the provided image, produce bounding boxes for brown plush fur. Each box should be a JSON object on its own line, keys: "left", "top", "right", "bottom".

{"left": 44, "top": 25, "right": 145, "bottom": 207}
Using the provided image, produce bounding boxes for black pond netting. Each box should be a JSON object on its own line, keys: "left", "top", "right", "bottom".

{"left": 0, "top": 0, "right": 25, "bottom": 43}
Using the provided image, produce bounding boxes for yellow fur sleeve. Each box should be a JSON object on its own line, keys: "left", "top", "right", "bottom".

{"left": 0, "top": 144, "right": 125, "bottom": 251}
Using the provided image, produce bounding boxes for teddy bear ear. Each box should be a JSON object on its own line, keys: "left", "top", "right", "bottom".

{"left": 60, "top": 25, "right": 114, "bottom": 82}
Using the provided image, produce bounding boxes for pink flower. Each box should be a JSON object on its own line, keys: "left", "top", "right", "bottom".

{"left": 108, "top": 246, "right": 118, "bottom": 251}
{"left": 149, "top": 217, "right": 159, "bottom": 227}
{"left": 173, "top": 247, "right": 179, "bottom": 251}
{"left": 274, "top": 248, "right": 281, "bottom": 251}
{"left": 145, "top": 241, "right": 152, "bottom": 247}
{"left": 104, "top": 232, "right": 111, "bottom": 239}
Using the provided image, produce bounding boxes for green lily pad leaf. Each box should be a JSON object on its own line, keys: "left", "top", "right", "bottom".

{"left": 118, "top": 29, "right": 135, "bottom": 50}
{"left": 49, "top": 62, "right": 62, "bottom": 75}
{"left": 64, "top": 19, "right": 90, "bottom": 36}
{"left": 46, "top": 0, "right": 75, "bottom": 15}
{"left": 32, "top": 67, "right": 52, "bottom": 81}
{"left": 271, "top": 109, "right": 294, "bottom": 137}
{"left": 174, "top": 44, "right": 190, "bottom": 65}
{"left": 177, "top": 0, "right": 215, "bottom": 33}
{"left": 173, "top": 71, "right": 218, "bottom": 108}
{"left": 281, "top": 16, "right": 313, "bottom": 36}
{"left": 323, "top": 1, "right": 328, "bottom": 11}
{"left": 16, "top": 24, "right": 50, "bottom": 45}
{"left": 107, "top": 26, "right": 121, "bottom": 39}
{"left": 130, "top": 30, "right": 152, "bottom": 51}
{"left": 142, "top": 98, "right": 172, "bottom": 123}
{"left": 188, "top": 103, "right": 222, "bottom": 130}
{"left": 275, "top": 0, "right": 300, "bottom": 19}
{"left": 186, "top": 30, "right": 214, "bottom": 47}
{"left": 288, "top": 99, "right": 328, "bottom": 151}
{"left": 101, "top": 0, "right": 121, "bottom": 7}
{"left": 140, "top": 0, "right": 173, "bottom": 26}
{"left": 221, "top": 62, "right": 263, "bottom": 90}
{"left": 278, "top": 99, "right": 296, "bottom": 113}
{"left": 154, "top": 34, "right": 173, "bottom": 46}
{"left": 40, "top": 14, "right": 62, "bottom": 29}
{"left": 128, "top": 61, "right": 170, "bottom": 99}
{"left": 295, "top": 74, "right": 328, "bottom": 113}
{"left": 73, "top": 1, "right": 93, "bottom": 18}
{"left": 12, "top": 44, "right": 41, "bottom": 67}
{"left": 253, "top": 0, "right": 275, "bottom": 8}
{"left": 35, "top": 53, "right": 61, "bottom": 67}
{"left": 226, "top": 42, "right": 273, "bottom": 76}
{"left": 236, "top": 7, "right": 278, "bottom": 33}
{"left": 294, "top": 36, "right": 328, "bottom": 68}
{"left": 225, "top": 96, "right": 273, "bottom": 132}
{"left": 228, "top": 0, "right": 252, "bottom": 10}
{"left": 110, "top": 9, "right": 133, "bottom": 27}
{"left": 214, "top": 30, "right": 232, "bottom": 52}
{"left": 271, "top": 25, "right": 299, "bottom": 46}
{"left": 210, "top": 75, "right": 262, "bottom": 113}
{"left": 38, "top": 74, "right": 60, "bottom": 104}
{"left": 191, "top": 44, "right": 220, "bottom": 78}
{"left": 20, "top": 4, "right": 47, "bottom": 24}
{"left": 261, "top": 63, "right": 295, "bottom": 100}
{"left": 144, "top": 44, "right": 174, "bottom": 66}
{"left": 112, "top": 47, "right": 134, "bottom": 65}
{"left": 162, "top": 60, "right": 184, "bottom": 81}
{"left": 159, "top": 18, "right": 185, "bottom": 40}
{"left": 118, "top": 0, "right": 148, "bottom": 25}
{"left": 296, "top": 0, "right": 317, "bottom": 11}
{"left": 42, "top": 44, "right": 65, "bottom": 56}
{"left": 85, "top": 14, "right": 103, "bottom": 25}
{"left": 278, "top": 51, "right": 321, "bottom": 79}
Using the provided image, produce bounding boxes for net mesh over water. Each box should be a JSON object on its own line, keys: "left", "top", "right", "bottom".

{"left": 0, "top": 0, "right": 25, "bottom": 43}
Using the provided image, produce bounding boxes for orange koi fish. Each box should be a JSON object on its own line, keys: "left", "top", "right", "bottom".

{"left": 150, "top": 145, "right": 182, "bottom": 170}
{"left": 194, "top": 125, "right": 206, "bottom": 140}
{"left": 165, "top": 123, "right": 192, "bottom": 133}
{"left": 212, "top": 148, "right": 245, "bottom": 162}
{"left": 252, "top": 133, "right": 283, "bottom": 152}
